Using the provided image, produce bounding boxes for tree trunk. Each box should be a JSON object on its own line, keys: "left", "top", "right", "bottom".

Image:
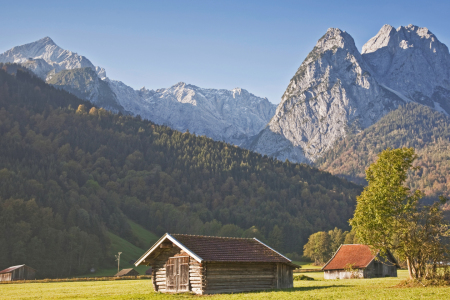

{"left": 406, "top": 257, "right": 413, "bottom": 279}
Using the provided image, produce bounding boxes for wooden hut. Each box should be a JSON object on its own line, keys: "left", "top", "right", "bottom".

{"left": 322, "top": 244, "right": 399, "bottom": 279}
{"left": 135, "top": 233, "right": 298, "bottom": 294}
{"left": 0, "top": 265, "right": 36, "bottom": 281}
{"left": 114, "top": 268, "right": 139, "bottom": 277}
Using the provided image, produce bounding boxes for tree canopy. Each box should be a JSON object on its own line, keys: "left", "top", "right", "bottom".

{"left": 350, "top": 147, "right": 449, "bottom": 279}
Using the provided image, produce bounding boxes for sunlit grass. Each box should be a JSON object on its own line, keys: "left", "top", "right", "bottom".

{"left": 292, "top": 261, "right": 323, "bottom": 270}
{"left": 2, "top": 270, "right": 450, "bottom": 299}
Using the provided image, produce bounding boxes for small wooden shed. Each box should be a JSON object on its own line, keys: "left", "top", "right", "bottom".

{"left": 114, "top": 268, "right": 139, "bottom": 277}
{"left": 135, "top": 233, "right": 298, "bottom": 294}
{"left": 0, "top": 265, "right": 36, "bottom": 281}
{"left": 322, "top": 244, "right": 399, "bottom": 279}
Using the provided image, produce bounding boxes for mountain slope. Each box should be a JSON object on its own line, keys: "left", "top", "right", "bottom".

{"left": 47, "top": 67, "right": 124, "bottom": 112}
{"left": 0, "top": 64, "right": 361, "bottom": 277}
{"left": 246, "top": 28, "right": 405, "bottom": 163}
{"left": 316, "top": 102, "right": 450, "bottom": 201}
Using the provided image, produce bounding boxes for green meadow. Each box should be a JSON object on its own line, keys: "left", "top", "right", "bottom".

{"left": 79, "top": 220, "right": 159, "bottom": 278}
{"left": 2, "top": 270, "right": 450, "bottom": 299}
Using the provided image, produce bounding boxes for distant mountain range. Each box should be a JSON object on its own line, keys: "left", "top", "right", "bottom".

{"left": 0, "top": 37, "right": 275, "bottom": 146}
{"left": 2, "top": 24, "right": 450, "bottom": 163}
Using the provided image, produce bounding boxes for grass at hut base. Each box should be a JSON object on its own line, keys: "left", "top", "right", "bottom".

{"left": 2, "top": 271, "right": 450, "bottom": 299}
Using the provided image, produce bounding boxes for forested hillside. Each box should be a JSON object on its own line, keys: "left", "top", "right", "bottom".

{"left": 317, "top": 103, "right": 450, "bottom": 203}
{"left": 0, "top": 64, "right": 361, "bottom": 278}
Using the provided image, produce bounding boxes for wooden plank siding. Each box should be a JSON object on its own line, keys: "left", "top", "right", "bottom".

{"left": 151, "top": 247, "right": 206, "bottom": 294}
{"left": 202, "top": 262, "right": 293, "bottom": 294}
{"left": 0, "top": 273, "right": 12, "bottom": 282}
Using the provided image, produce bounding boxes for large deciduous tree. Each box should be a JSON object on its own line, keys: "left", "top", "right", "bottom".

{"left": 350, "top": 148, "right": 449, "bottom": 279}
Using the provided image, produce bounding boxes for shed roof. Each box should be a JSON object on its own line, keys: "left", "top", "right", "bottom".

{"left": 322, "top": 244, "right": 398, "bottom": 271}
{"left": 114, "top": 268, "right": 139, "bottom": 277}
{"left": 0, "top": 265, "right": 35, "bottom": 274}
{"left": 135, "top": 233, "right": 298, "bottom": 268}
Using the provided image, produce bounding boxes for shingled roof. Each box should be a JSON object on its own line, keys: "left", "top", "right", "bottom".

{"left": 322, "top": 244, "right": 398, "bottom": 271}
{"left": 114, "top": 268, "right": 139, "bottom": 277}
{"left": 135, "top": 233, "right": 298, "bottom": 267}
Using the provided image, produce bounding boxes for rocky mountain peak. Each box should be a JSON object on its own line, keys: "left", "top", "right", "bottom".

{"left": 38, "top": 36, "right": 56, "bottom": 46}
{"left": 317, "top": 28, "right": 357, "bottom": 52}
{"left": 0, "top": 37, "right": 96, "bottom": 79}
{"left": 362, "top": 24, "right": 396, "bottom": 54}
{"left": 362, "top": 24, "right": 450, "bottom": 113}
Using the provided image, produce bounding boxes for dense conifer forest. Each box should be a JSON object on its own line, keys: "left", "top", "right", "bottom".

{"left": 0, "top": 64, "right": 361, "bottom": 277}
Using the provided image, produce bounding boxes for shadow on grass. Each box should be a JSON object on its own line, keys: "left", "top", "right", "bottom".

{"left": 287, "top": 285, "right": 349, "bottom": 292}
{"left": 216, "top": 285, "right": 350, "bottom": 295}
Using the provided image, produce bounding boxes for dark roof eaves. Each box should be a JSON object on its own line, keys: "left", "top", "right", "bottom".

{"left": 134, "top": 233, "right": 169, "bottom": 266}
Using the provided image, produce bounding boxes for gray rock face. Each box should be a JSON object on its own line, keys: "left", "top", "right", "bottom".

{"left": 0, "top": 37, "right": 275, "bottom": 146}
{"left": 140, "top": 83, "right": 276, "bottom": 145}
{"left": 362, "top": 24, "right": 450, "bottom": 114}
{"left": 246, "top": 28, "right": 405, "bottom": 162}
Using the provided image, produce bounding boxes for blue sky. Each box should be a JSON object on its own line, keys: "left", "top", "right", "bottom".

{"left": 1, "top": 0, "right": 450, "bottom": 103}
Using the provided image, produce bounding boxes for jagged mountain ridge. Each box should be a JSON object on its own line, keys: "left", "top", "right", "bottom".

{"left": 247, "top": 24, "right": 450, "bottom": 163}
{"left": 362, "top": 24, "right": 450, "bottom": 114}
{"left": 0, "top": 37, "right": 276, "bottom": 146}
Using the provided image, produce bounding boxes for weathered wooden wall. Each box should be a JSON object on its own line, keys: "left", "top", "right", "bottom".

{"left": 0, "top": 266, "right": 36, "bottom": 281}
{"left": 364, "top": 257, "right": 397, "bottom": 278}
{"left": 152, "top": 246, "right": 184, "bottom": 292}
{"left": 189, "top": 257, "right": 205, "bottom": 295}
{"left": 276, "top": 263, "right": 293, "bottom": 289}
{"left": 150, "top": 246, "right": 206, "bottom": 294}
{"left": 0, "top": 273, "right": 12, "bottom": 282}
{"left": 202, "top": 262, "right": 293, "bottom": 294}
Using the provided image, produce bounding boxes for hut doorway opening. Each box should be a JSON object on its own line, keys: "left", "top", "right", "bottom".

{"left": 166, "top": 256, "right": 189, "bottom": 292}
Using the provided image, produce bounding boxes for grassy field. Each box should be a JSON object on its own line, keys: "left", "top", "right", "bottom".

{"left": 80, "top": 220, "right": 158, "bottom": 277}
{"left": 293, "top": 261, "right": 323, "bottom": 270}
{"left": 3, "top": 270, "right": 450, "bottom": 299}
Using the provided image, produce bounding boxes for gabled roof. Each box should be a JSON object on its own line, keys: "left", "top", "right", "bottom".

{"left": 322, "top": 244, "right": 398, "bottom": 271}
{"left": 135, "top": 233, "right": 298, "bottom": 268}
{"left": 0, "top": 264, "right": 35, "bottom": 274}
{"left": 114, "top": 268, "right": 139, "bottom": 277}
